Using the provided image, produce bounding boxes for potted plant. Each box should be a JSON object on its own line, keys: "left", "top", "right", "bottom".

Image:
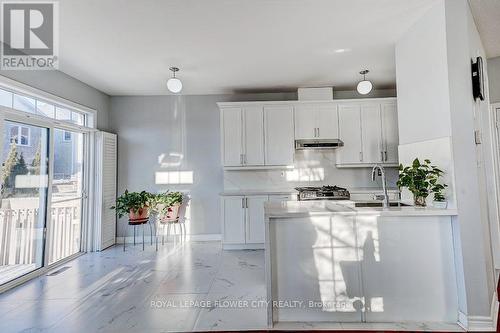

{"left": 112, "top": 190, "right": 153, "bottom": 221}
{"left": 153, "top": 191, "right": 183, "bottom": 222}
{"left": 432, "top": 183, "right": 448, "bottom": 209}
{"left": 397, "top": 158, "right": 447, "bottom": 207}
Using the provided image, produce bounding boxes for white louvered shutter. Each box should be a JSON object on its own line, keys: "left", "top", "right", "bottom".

{"left": 95, "top": 132, "right": 117, "bottom": 250}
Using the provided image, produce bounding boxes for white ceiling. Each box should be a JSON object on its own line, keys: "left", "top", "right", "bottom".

{"left": 469, "top": 0, "right": 500, "bottom": 59}
{"left": 57, "top": 0, "right": 440, "bottom": 96}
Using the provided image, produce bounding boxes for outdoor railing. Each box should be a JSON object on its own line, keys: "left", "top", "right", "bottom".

{"left": 0, "top": 204, "right": 81, "bottom": 267}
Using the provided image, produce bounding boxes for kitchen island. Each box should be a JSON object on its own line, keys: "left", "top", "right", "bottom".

{"left": 264, "top": 200, "right": 461, "bottom": 329}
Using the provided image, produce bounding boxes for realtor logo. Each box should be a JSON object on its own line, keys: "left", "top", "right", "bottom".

{"left": 1, "top": 1, "right": 59, "bottom": 70}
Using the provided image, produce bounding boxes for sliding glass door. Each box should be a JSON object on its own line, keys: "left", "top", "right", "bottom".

{"left": 0, "top": 121, "right": 49, "bottom": 285}
{"left": 47, "top": 129, "right": 84, "bottom": 265}
{"left": 0, "top": 120, "right": 86, "bottom": 285}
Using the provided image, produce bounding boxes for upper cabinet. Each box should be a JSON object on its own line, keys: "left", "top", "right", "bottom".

{"left": 381, "top": 102, "right": 399, "bottom": 164}
{"left": 219, "top": 98, "right": 398, "bottom": 170}
{"left": 336, "top": 99, "right": 399, "bottom": 167}
{"left": 221, "top": 106, "right": 264, "bottom": 167}
{"left": 220, "top": 103, "right": 294, "bottom": 169}
{"left": 337, "top": 104, "right": 363, "bottom": 165}
{"left": 295, "top": 103, "right": 338, "bottom": 139}
{"left": 264, "top": 105, "right": 295, "bottom": 166}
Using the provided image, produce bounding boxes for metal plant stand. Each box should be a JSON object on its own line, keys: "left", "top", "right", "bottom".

{"left": 123, "top": 218, "right": 149, "bottom": 251}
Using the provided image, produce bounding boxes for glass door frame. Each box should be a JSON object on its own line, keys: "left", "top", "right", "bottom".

{"left": 0, "top": 105, "right": 92, "bottom": 291}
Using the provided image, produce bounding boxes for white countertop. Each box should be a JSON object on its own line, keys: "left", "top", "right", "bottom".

{"left": 264, "top": 200, "right": 458, "bottom": 218}
{"left": 220, "top": 189, "right": 297, "bottom": 196}
{"left": 220, "top": 187, "right": 399, "bottom": 196}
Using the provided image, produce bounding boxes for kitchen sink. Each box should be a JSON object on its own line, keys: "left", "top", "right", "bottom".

{"left": 354, "top": 202, "right": 410, "bottom": 208}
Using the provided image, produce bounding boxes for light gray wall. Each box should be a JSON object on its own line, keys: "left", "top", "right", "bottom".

{"left": 488, "top": 56, "right": 500, "bottom": 103}
{"left": 396, "top": 0, "right": 496, "bottom": 319}
{"left": 110, "top": 93, "right": 297, "bottom": 236}
{"left": 0, "top": 70, "right": 111, "bottom": 131}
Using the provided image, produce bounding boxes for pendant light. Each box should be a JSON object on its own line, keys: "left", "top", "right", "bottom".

{"left": 357, "top": 69, "right": 373, "bottom": 95}
{"left": 167, "top": 67, "right": 183, "bottom": 93}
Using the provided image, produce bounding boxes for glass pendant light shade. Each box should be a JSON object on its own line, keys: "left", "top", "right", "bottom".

{"left": 167, "top": 67, "right": 182, "bottom": 93}
{"left": 357, "top": 80, "right": 373, "bottom": 95}
{"left": 167, "top": 77, "right": 182, "bottom": 93}
{"left": 357, "top": 69, "right": 373, "bottom": 95}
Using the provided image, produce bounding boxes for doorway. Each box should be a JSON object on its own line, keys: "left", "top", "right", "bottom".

{"left": 0, "top": 121, "right": 86, "bottom": 285}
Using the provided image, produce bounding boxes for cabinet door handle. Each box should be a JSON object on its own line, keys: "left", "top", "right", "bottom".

{"left": 359, "top": 152, "right": 363, "bottom": 162}
{"left": 240, "top": 154, "right": 243, "bottom": 165}
{"left": 245, "top": 198, "right": 248, "bottom": 208}
{"left": 242, "top": 198, "right": 245, "bottom": 208}
{"left": 317, "top": 127, "right": 320, "bottom": 137}
{"left": 384, "top": 151, "right": 388, "bottom": 161}
{"left": 244, "top": 154, "right": 247, "bottom": 165}
{"left": 380, "top": 151, "right": 384, "bottom": 162}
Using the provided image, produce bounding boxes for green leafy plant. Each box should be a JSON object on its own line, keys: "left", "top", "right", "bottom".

{"left": 151, "top": 191, "right": 183, "bottom": 216}
{"left": 111, "top": 190, "right": 153, "bottom": 218}
{"left": 397, "top": 158, "right": 447, "bottom": 206}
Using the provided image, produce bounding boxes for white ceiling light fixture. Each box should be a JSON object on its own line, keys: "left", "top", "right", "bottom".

{"left": 167, "top": 67, "right": 183, "bottom": 93}
{"left": 357, "top": 69, "right": 373, "bottom": 95}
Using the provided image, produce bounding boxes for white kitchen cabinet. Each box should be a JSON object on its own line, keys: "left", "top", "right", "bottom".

{"left": 245, "top": 196, "right": 268, "bottom": 244}
{"left": 220, "top": 106, "right": 264, "bottom": 167}
{"left": 222, "top": 194, "right": 294, "bottom": 249}
{"left": 337, "top": 100, "right": 398, "bottom": 167}
{"left": 294, "top": 104, "right": 317, "bottom": 139}
{"left": 337, "top": 104, "right": 363, "bottom": 165}
{"left": 222, "top": 196, "right": 246, "bottom": 244}
{"left": 381, "top": 103, "right": 399, "bottom": 164}
{"left": 316, "top": 104, "right": 339, "bottom": 139}
{"left": 243, "top": 106, "right": 265, "bottom": 166}
{"left": 264, "top": 105, "right": 294, "bottom": 166}
{"left": 361, "top": 103, "right": 383, "bottom": 164}
{"left": 294, "top": 103, "right": 338, "bottom": 140}
{"left": 222, "top": 107, "right": 243, "bottom": 167}
{"left": 219, "top": 98, "right": 398, "bottom": 169}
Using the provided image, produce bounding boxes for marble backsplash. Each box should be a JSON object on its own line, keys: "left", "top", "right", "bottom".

{"left": 223, "top": 150, "right": 399, "bottom": 191}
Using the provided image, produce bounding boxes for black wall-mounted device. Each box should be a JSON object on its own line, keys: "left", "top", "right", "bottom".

{"left": 471, "top": 56, "right": 485, "bottom": 101}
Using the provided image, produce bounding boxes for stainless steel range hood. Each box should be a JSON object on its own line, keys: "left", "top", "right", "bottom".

{"left": 295, "top": 139, "right": 344, "bottom": 150}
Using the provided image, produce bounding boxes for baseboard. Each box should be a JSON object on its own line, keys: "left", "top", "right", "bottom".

{"left": 116, "top": 233, "right": 221, "bottom": 244}
{"left": 466, "top": 291, "right": 499, "bottom": 332}
{"left": 222, "top": 243, "right": 264, "bottom": 250}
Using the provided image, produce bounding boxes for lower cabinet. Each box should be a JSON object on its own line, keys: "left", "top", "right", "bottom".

{"left": 222, "top": 194, "right": 292, "bottom": 249}
{"left": 221, "top": 196, "right": 246, "bottom": 244}
{"left": 245, "top": 196, "right": 268, "bottom": 244}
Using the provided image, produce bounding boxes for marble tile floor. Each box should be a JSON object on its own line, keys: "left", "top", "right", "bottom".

{"left": 0, "top": 241, "right": 466, "bottom": 333}
{"left": 0, "top": 241, "right": 267, "bottom": 333}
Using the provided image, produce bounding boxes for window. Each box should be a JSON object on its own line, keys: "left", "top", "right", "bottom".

{"left": 0, "top": 88, "right": 12, "bottom": 107}
{"left": 36, "top": 101, "right": 55, "bottom": 118}
{"left": 63, "top": 131, "right": 72, "bottom": 141}
{"left": 10, "top": 125, "right": 30, "bottom": 146}
{"left": 55, "top": 107, "right": 71, "bottom": 121}
{"left": 0, "top": 85, "right": 94, "bottom": 128}
{"left": 13, "top": 94, "right": 36, "bottom": 113}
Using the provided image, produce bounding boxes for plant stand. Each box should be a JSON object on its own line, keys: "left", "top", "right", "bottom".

{"left": 158, "top": 218, "right": 187, "bottom": 245}
{"left": 123, "top": 218, "right": 152, "bottom": 251}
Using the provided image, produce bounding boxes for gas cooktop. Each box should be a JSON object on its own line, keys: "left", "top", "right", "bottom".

{"left": 295, "top": 185, "right": 350, "bottom": 201}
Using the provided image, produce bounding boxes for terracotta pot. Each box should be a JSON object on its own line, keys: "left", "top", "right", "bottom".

{"left": 160, "top": 203, "right": 181, "bottom": 223}
{"left": 129, "top": 207, "right": 149, "bottom": 221}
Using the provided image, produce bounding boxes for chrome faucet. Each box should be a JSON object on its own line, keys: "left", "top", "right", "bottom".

{"left": 371, "top": 164, "right": 389, "bottom": 208}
